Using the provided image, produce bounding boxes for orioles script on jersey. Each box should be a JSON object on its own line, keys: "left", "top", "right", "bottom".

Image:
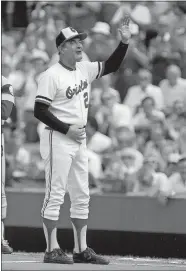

{"left": 66, "top": 80, "right": 88, "bottom": 99}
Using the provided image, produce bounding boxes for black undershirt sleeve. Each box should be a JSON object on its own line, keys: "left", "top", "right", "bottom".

{"left": 102, "top": 42, "right": 129, "bottom": 76}
{"left": 34, "top": 102, "right": 70, "bottom": 134}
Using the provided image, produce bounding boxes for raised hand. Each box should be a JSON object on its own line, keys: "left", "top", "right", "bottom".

{"left": 118, "top": 14, "right": 131, "bottom": 44}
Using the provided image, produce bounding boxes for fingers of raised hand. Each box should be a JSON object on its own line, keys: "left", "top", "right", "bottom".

{"left": 122, "top": 14, "right": 130, "bottom": 27}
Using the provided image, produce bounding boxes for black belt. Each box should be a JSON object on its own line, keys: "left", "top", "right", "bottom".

{"left": 45, "top": 125, "right": 86, "bottom": 131}
{"left": 45, "top": 126, "right": 52, "bottom": 130}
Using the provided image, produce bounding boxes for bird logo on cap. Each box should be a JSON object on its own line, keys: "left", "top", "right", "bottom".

{"left": 70, "top": 27, "right": 76, "bottom": 33}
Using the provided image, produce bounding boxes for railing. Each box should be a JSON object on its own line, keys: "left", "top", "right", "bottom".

{"left": 5, "top": 187, "right": 186, "bottom": 234}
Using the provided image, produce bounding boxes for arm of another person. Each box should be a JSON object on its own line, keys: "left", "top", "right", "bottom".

{"left": 123, "top": 86, "right": 138, "bottom": 115}
{"left": 1, "top": 101, "right": 14, "bottom": 120}
{"left": 1, "top": 82, "right": 15, "bottom": 120}
{"left": 126, "top": 181, "right": 148, "bottom": 196}
{"left": 132, "top": 112, "right": 149, "bottom": 130}
{"left": 154, "top": 173, "right": 173, "bottom": 205}
{"left": 169, "top": 173, "right": 186, "bottom": 198}
{"left": 129, "top": 150, "right": 144, "bottom": 174}
{"left": 129, "top": 39, "right": 149, "bottom": 68}
{"left": 158, "top": 173, "right": 172, "bottom": 197}
{"left": 154, "top": 87, "right": 164, "bottom": 111}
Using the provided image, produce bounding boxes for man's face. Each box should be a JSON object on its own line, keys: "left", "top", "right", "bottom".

{"left": 173, "top": 100, "right": 185, "bottom": 115}
{"left": 102, "top": 94, "right": 115, "bottom": 109}
{"left": 92, "top": 33, "right": 109, "bottom": 45}
{"left": 138, "top": 71, "right": 151, "bottom": 89}
{"left": 19, "top": 59, "right": 32, "bottom": 73}
{"left": 166, "top": 67, "right": 180, "bottom": 85}
{"left": 121, "top": 155, "right": 134, "bottom": 168}
{"left": 139, "top": 164, "right": 154, "bottom": 186}
{"left": 33, "top": 59, "right": 47, "bottom": 74}
{"left": 142, "top": 98, "right": 154, "bottom": 115}
{"left": 116, "top": 128, "right": 135, "bottom": 147}
{"left": 61, "top": 38, "right": 83, "bottom": 62}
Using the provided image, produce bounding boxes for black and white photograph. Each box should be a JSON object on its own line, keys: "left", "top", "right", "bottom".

{"left": 1, "top": 1, "right": 186, "bottom": 270}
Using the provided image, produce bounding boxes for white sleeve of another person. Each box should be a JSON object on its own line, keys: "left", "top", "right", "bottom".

{"left": 158, "top": 173, "right": 172, "bottom": 196}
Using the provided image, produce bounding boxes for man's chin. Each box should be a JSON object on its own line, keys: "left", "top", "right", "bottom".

{"left": 76, "top": 54, "right": 83, "bottom": 62}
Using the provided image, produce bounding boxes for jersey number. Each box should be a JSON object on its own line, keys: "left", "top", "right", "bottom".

{"left": 83, "top": 92, "right": 89, "bottom": 108}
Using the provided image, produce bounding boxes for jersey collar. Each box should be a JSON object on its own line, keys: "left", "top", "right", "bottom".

{"left": 58, "top": 61, "right": 76, "bottom": 71}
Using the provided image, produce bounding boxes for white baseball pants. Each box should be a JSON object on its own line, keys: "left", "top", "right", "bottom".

{"left": 1, "top": 133, "right": 7, "bottom": 220}
{"left": 40, "top": 128, "right": 90, "bottom": 221}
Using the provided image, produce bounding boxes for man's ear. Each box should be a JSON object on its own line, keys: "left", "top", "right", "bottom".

{"left": 58, "top": 44, "right": 65, "bottom": 55}
{"left": 57, "top": 45, "right": 61, "bottom": 55}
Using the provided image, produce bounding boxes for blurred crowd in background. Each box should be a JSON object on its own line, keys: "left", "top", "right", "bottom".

{"left": 2, "top": 1, "right": 186, "bottom": 199}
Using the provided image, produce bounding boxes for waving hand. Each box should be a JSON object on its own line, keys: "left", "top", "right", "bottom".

{"left": 118, "top": 14, "right": 131, "bottom": 44}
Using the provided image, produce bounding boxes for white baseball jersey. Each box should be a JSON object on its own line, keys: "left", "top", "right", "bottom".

{"left": 35, "top": 61, "right": 104, "bottom": 127}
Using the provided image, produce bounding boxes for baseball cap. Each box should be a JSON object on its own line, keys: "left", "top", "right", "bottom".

{"left": 91, "top": 22, "right": 110, "bottom": 36}
{"left": 56, "top": 27, "right": 87, "bottom": 48}
{"left": 31, "top": 49, "right": 49, "bottom": 63}
{"left": 167, "top": 153, "right": 181, "bottom": 164}
{"left": 130, "top": 22, "right": 139, "bottom": 35}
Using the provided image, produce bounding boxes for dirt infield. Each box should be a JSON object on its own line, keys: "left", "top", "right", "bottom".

{"left": 2, "top": 253, "right": 186, "bottom": 270}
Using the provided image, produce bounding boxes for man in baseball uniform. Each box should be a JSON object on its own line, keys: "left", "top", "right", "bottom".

{"left": 34, "top": 15, "right": 131, "bottom": 264}
{"left": 1, "top": 76, "right": 15, "bottom": 254}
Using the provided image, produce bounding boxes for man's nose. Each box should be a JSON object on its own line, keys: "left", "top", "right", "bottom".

{"left": 77, "top": 42, "right": 82, "bottom": 48}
